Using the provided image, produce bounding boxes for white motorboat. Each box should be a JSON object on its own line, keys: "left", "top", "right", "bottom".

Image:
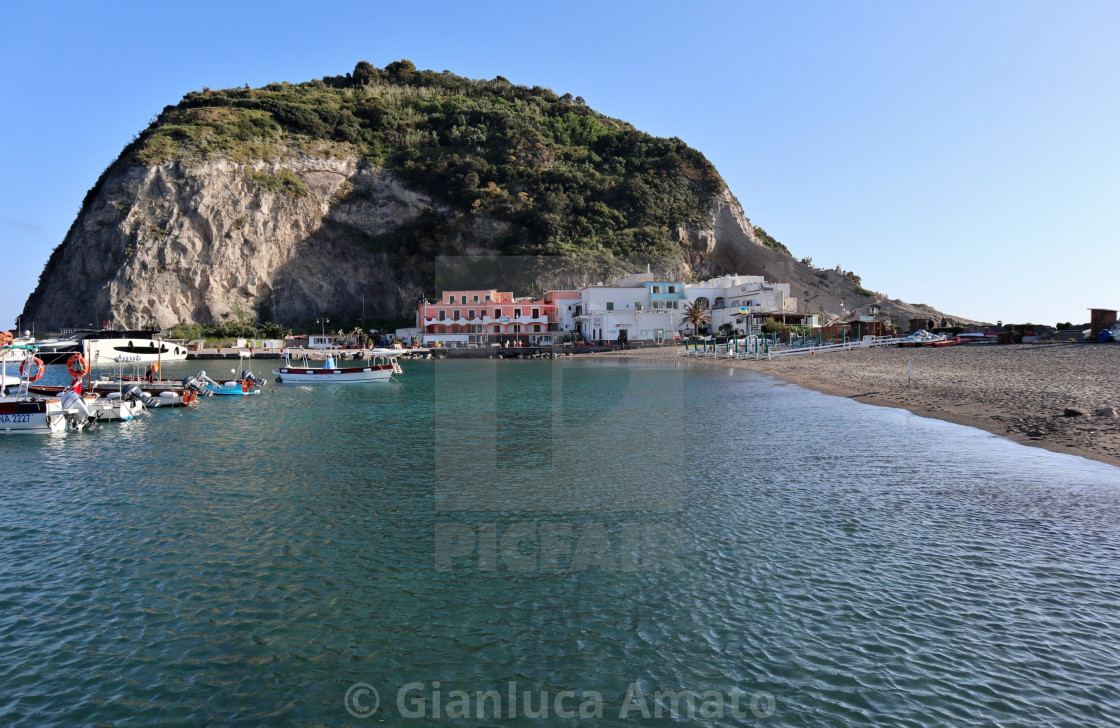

{"left": 22, "top": 329, "right": 187, "bottom": 365}
{"left": 1, "top": 339, "right": 148, "bottom": 431}
{"left": 0, "top": 342, "right": 67, "bottom": 433}
{"left": 273, "top": 349, "right": 423, "bottom": 384}
{"left": 86, "top": 333, "right": 188, "bottom": 363}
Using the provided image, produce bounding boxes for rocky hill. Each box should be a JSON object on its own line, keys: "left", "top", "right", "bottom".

{"left": 21, "top": 61, "right": 976, "bottom": 331}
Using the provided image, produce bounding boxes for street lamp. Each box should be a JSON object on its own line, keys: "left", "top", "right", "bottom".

{"left": 317, "top": 317, "right": 329, "bottom": 343}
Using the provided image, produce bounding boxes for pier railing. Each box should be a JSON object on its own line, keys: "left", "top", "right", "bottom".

{"left": 676, "top": 336, "right": 903, "bottom": 360}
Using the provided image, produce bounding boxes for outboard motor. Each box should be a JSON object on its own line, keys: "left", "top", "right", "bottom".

{"left": 181, "top": 375, "right": 215, "bottom": 398}
{"left": 122, "top": 384, "right": 161, "bottom": 408}
{"left": 240, "top": 369, "right": 266, "bottom": 386}
{"left": 60, "top": 389, "right": 99, "bottom": 431}
{"left": 195, "top": 370, "right": 217, "bottom": 386}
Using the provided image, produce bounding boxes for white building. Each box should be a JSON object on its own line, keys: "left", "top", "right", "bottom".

{"left": 685, "top": 274, "right": 810, "bottom": 334}
{"left": 573, "top": 280, "right": 686, "bottom": 342}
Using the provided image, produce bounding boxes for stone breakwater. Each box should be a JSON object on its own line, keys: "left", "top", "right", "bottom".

{"left": 592, "top": 343, "right": 1120, "bottom": 468}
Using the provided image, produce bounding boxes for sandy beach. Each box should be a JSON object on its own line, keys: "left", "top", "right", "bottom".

{"left": 592, "top": 343, "right": 1120, "bottom": 468}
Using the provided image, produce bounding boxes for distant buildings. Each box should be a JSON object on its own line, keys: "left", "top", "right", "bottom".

{"left": 417, "top": 289, "right": 561, "bottom": 346}
{"left": 414, "top": 272, "right": 814, "bottom": 346}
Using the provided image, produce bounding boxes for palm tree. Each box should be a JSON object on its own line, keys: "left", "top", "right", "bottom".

{"left": 680, "top": 299, "right": 711, "bottom": 336}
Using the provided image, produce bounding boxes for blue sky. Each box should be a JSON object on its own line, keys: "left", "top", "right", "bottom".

{"left": 2, "top": 0, "right": 1117, "bottom": 330}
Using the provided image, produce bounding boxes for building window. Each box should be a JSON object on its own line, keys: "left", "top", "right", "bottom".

{"left": 606, "top": 302, "right": 614, "bottom": 311}
{"left": 448, "top": 295, "right": 455, "bottom": 303}
{"left": 453, "top": 311, "right": 460, "bottom": 321}
{"left": 533, "top": 324, "right": 541, "bottom": 332}
{"left": 652, "top": 285, "right": 660, "bottom": 294}
{"left": 438, "top": 311, "right": 446, "bottom": 321}
{"left": 495, "top": 308, "right": 501, "bottom": 318}
{"left": 485, "top": 295, "right": 491, "bottom": 302}
{"left": 514, "top": 308, "right": 521, "bottom": 318}
{"left": 460, "top": 295, "right": 466, "bottom": 304}
{"left": 473, "top": 295, "right": 479, "bottom": 303}
{"left": 513, "top": 324, "right": 522, "bottom": 333}
{"left": 532, "top": 308, "right": 539, "bottom": 318}
{"left": 668, "top": 286, "right": 677, "bottom": 293}
{"left": 468, "top": 310, "right": 475, "bottom": 319}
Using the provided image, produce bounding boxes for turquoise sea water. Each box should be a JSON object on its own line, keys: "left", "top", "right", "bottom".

{"left": 2, "top": 358, "right": 1120, "bottom": 726}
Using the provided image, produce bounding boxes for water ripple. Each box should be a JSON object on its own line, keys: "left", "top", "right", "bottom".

{"left": 1, "top": 361, "right": 1119, "bottom": 725}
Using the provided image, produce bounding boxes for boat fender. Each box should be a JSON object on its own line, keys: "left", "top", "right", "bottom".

{"left": 19, "top": 356, "right": 45, "bottom": 382}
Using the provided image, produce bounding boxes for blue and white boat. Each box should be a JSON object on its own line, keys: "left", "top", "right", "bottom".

{"left": 274, "top": 349, "right": 421, "bottom": 384}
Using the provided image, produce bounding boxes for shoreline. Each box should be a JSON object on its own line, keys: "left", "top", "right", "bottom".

{"left": 587, "top": 344, "right": 1120, "bottom": 469}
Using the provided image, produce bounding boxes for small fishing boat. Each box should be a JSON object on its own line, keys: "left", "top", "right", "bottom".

{"left": 92, "top": 359, "right": 211, "bottom": 406}
{"left": 273, "top": 349, "right": 422, "bottom": 384}
{"left": 46, "top": 352, "right": 153, "bottom": 425}
{"left": 206, "top": 380, "right": 260, "bottom": 395}
{"left": 0, "top": 341, "right": 110, "bottom": 432}
{"left": 66, "top": 388, "right": 150, "bottom": 423}
{"left": 1, "top": 339, "right": 68, "bottom": 433}
{"left": 205, "top": 354, "right": 267, "bottom": 395}
{"left": 31, "top": 382, "right": 199, "bottom": 408}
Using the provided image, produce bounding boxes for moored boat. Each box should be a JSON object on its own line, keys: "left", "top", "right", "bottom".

{"left": 273, "top": 349, "right": 422, "bottom": 383}
{"left": 205, "top": 355, "right": 267, "bottom": 395}
{"left": 86, "top": 333, "right": 188, "bottom": 364}
{"left": 0, "top": 396, "right": 67, "bottom": 434}
{"left": 206, "top": 380, "right": 261, "bottom": 395}
{"left": 1, "top": 341, "right": 80, "bottom": 433}
{"left": 19, "top": 330, "right": 189, "bottom": 365}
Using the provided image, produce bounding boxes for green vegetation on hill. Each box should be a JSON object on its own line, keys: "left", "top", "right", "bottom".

{"left": 131, "top": 60, "right": 725, "bottom": 265}
{"left": 752, "top": 226, "right": 790, "bottom": 255}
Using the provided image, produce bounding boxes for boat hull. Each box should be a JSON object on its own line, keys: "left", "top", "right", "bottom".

{"left": 87, "top": 338, "right": 188, "bottom": 363}
{"left": 28, "top": 384, "right": 198, "bottom": 408}
{"left": 274, "top": 365, "right": 394, "bottom": 383}
{"left": 206, "top": 380, "right": 261, "bottom": 395}
{"left": 0, "top": 398, "right": 67, "bottom": 434}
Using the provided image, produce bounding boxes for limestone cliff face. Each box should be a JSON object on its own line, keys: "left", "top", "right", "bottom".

{"left": 22, "top": 152, "right": 971, "bottom": 330}
{"left": 22, "top": 150, "right": 504, "bottom": 329}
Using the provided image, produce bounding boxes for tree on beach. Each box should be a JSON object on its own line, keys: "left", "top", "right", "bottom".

{"left": 680, "top": 299, "right": 710, "bottom": 335}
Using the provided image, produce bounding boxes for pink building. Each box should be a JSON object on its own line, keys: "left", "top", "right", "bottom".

{"left": 417, "top": 290, "right": 568, "bottom": 346}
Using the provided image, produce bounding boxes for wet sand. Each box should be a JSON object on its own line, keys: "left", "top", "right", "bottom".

{"left": 591, "top": 343, "right": 1120, "bottom": 468}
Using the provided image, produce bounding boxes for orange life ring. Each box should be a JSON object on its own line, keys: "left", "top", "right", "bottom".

{"left": 67, "top": 353, "right": 88, "bottom": 379}
{"left": 20, "top": 356, "right": 45, "bottom": 382}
